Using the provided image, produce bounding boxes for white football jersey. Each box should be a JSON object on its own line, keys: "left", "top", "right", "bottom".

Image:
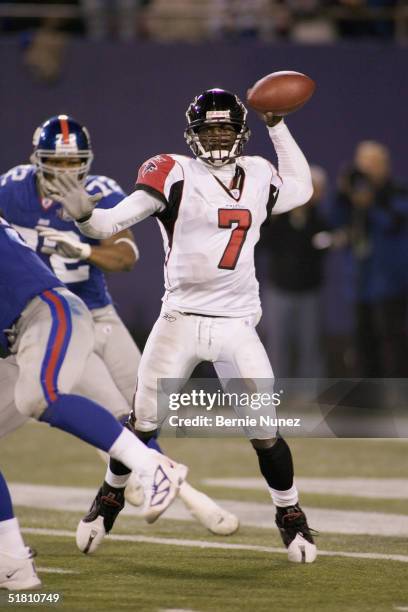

{"left": 135, "top": 153, "right": 282, "bottom": 317}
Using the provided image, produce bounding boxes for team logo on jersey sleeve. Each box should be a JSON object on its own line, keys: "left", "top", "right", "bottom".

{"left": 140, "top": 156, "right": 167, "bottom": 177}
{"left": 136, "top": 154, "right": 176, "bottom": 193}
{"left": 141, "top": 160, "right": 158, "bottom": 176}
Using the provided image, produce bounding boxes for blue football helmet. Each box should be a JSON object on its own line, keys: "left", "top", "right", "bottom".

{"left": 184, "top": 89, "right": 250, "bottom": 166}
{"left": 31, "top": 114, "right": 94, "bottom": 190}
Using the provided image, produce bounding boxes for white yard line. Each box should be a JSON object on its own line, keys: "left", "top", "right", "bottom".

{"left": 36, "top": 567, "right": 78, "bottom": 574}
{"left": 10, "top": 483, "right": 408, "bottom": 537}
{"left": 22, "top": 527, "right": 408, "bottom": 564}
{"left": 203, "top": 477, "right": 408, "bottom": 499}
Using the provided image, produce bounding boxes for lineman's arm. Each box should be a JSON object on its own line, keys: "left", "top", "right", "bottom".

{"left": 263, "top": 114, "right": 313, "bottom": 214}
{"left": 37, "top": 225, "right": 140, "bottom": 271}
{"left": 88, "top": 229, "right": 139, "bottom": 272}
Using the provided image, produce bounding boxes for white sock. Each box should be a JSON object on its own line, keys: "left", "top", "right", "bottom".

{"left": 268, "top": 483, "right": 299, "bottom": 508}
{"left": 0, "top": 518, "right": 27, "bottom": 557}
{"left": 108, "top": 428, "right": 157, "bottom": 475}
{"left": 105, "top": 467, "right": 131, "bottom": 488}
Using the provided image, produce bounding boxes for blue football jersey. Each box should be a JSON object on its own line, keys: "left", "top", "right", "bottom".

{"left": 0, "top": 217, "right": 63, "bottom": 347}
{"left": 0, "top": 165, "right": 126, "bottom": 310}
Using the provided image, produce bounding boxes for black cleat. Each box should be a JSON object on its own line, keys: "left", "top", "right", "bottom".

{"left": 76, "top": 482, "right": 125, "bottom": 554}
{"left": 275, "top": 504, "right": 317, "bottom": 563}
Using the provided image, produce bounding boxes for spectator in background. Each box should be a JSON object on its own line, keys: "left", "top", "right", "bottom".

{"left": 0, "top": 0, "right": 83, "bottom": 35}
{"left": 287, "top": 0, "right": 337, "bottom": 43}
{"left": 335, "top": 0, "right": 397, "bottom": 40}
{"left": 0, "top": 0, "right": 83, "bottom": 83}
{"left": 258, "top": 166, "right": 343, "bottom": 378}
{"left": 334, "top": 141, "right": 408, "bottom": 377}
{"left": 23, "top": 18, "right": 68, "bottom": 82}
{"left": 80, "top": 0, "right": 150, "bottom": 40}
{"left": 209, "top": 0, "right": 271, "bottom": 40}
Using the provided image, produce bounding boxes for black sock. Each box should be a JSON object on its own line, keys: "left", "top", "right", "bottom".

{"left": 135, "top": 429, "right": 157, "bottom": 444}
{"left": 109, "top": 457, "right": 131, "bottom": 476}
{"left": 255, "top": 438, "right": 294, "bottom": 491}
{"left": 101, "top": 481, "right": 125, "bottom": 497}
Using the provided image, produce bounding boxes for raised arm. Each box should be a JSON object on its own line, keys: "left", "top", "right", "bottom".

{"left": 262, "top": 114, "right": 313, "bottom": 214}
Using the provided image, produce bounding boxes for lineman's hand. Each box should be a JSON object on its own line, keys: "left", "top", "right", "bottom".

{"left": 44, "top": 175, "right": 103, "bottom": 221}
{"left": 36, "top": 225, "right": 91, "bottom": 259}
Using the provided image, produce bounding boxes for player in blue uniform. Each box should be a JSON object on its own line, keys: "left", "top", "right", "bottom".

{"left": 0, "top": 115, "right": 238, "bottom": 548}
{"left": 0, "top": 114, "right": 141, "bottom": 419}
{"left": 0, "top": 216, "right": 186, "bottom": 590}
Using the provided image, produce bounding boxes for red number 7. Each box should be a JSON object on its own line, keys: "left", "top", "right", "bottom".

{"left": 218, "top": 208, "right": 252, "bottom": 270}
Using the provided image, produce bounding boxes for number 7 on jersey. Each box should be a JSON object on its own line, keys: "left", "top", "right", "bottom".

{"left": 217, "top": 208, "right": 252, "bottom": 270}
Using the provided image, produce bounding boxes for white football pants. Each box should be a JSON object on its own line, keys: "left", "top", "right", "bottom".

{"left": 0, "top": 304, "right": 142, "bottom": 437}
{"left": 134, "top": 308, "right": 276, "bottom": 439}
{"left": 74, "top": 305, "right": 141, "bottom": 418}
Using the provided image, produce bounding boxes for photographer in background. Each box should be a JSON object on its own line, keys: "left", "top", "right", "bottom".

{"left": 258, "top": 165, "right": 343, "bottom": 378}
{"left": 334, "top": 140, "right": 408, "bottom": 377}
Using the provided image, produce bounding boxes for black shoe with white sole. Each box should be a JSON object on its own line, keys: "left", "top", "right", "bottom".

{"left": 275, "top": 504, "right": 317, "bottom": 563}
{"left": 76, "top": 482, "right": 125, "bottom": 554}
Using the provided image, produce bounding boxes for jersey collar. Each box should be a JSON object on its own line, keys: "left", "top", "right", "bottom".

{"left": 211, "top": 164, "right": 245, "bottom": 202}
{"left": 197, "top": 158, "right": 245, "bottom": 201}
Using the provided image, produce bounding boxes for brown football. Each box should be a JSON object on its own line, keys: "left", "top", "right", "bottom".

{"left": 246, "top": 71, "right": 316, "bottom": 115}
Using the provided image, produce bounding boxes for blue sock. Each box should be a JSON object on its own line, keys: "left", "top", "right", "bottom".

{"left": 40, "top": 394, "right": 123, "bottom": 452}
{"left": 0, "top": 471, "right": 14, "bottom": 521}
{"left": 147, "top": 438, "right": 162, "bottom": 454}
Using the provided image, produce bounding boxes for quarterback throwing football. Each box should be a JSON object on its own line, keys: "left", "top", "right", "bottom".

{"left": 53, "top": 89, "right": 317, "bottom": 562}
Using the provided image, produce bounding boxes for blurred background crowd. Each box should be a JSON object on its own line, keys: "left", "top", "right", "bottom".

{"left": 257, "top": 146, "right": 408, "bottom": 379}
{"left": 1, "top": 0, "right": 408, "bottom": 81}
{"left": 1, "top": 0, "right": 407, "bottom": 381}
{"left": 2, "top": 0, "right": 408, "bottom": 43}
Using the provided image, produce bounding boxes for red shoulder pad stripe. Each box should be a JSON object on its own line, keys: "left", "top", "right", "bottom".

{"left": 135, "top": 154, "right": 176, "bottom": 196}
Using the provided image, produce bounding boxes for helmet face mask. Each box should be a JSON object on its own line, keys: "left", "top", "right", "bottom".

{"left": 31, "top": 114, "right": 93, "bottom": 195}
{"left": 185, "top": 89, "right": 250, "bottom": 166}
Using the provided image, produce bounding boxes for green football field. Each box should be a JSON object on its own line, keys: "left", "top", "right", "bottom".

{"left": 1, "top": 424, "right": 408, "bottom": 612}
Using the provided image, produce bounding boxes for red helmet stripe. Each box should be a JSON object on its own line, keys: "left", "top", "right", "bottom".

{"left": 59, "top": 117, "right": 70, "bottom": 144}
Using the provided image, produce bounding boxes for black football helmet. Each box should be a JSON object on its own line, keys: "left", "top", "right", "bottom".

{"left": 185, "top": 89, "right": 250, "bottom": 166}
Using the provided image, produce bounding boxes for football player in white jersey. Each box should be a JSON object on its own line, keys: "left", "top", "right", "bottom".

{"left": 52, "top": 89, "right": 317, "bottom": 562}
